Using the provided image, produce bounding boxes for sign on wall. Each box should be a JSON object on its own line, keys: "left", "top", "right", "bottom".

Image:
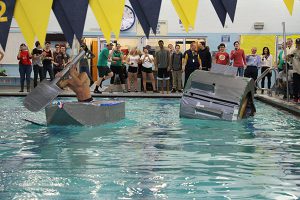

{"left": 136, "top": 20, "right": 168, "bottom": 36}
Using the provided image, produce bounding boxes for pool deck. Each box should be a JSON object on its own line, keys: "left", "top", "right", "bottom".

{"left": 1, "top": 87, "right": 300, "bottom": 117}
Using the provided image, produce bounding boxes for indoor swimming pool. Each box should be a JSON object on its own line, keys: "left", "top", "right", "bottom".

{"left": 0, "top": 97, "right": 300, "bottom": 199}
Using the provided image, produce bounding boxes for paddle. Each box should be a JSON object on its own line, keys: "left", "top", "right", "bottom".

{"left": 23, "top": 51, "right": 85, "bottom": 112}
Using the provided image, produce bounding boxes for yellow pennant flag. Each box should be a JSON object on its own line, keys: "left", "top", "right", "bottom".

{"left": 90, "top": 0, "right": 112, "bottom": 42}
{"left": 98, "top": 0, "right": 125, "bottom": 40}
{"left": 171, "top": 0, "right": 199, "bottom": 32}
{"left": 283, "top": 0, "right": 294, "bottom": 15}
{"left": 14, "top": 0, "right": 35, "bottom": 49}
{"left": 19, "top": 0, "right": 53, "bottom": 46}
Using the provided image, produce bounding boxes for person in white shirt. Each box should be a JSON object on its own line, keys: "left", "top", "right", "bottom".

{"left": 126, "top": 47, "right": 140, "bottom": 92}
{"left": 141, "top": 47, "right": 159, "bottom": 93}
{"left": 260, "top": 47, "right": 273, "bottom": 94}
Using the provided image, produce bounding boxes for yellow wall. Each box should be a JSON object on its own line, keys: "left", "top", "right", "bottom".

{"left": 240, "top": 35, "right": 276, "bottom": 55}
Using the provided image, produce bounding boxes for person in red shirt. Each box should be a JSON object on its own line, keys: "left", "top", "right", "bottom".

{"left": 230, "top": 41, "right": 246, "bottom": 77}
{"left": 17, "top": 43, "right": 32, "bottom": 92}
{"left": 215, "top": 43, "right": 229, "bottom": 65}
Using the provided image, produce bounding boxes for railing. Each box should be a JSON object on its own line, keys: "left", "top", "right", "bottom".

{"left": 255, "top": 68, "right": 278, "bottom": 95}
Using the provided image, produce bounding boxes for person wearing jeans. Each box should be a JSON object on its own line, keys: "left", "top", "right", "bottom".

{"left": 17, "top": 44, "right": 32, "bottom": 92}
{"left": 32, "top": 41, "right": 44, "bottom": 87}
{"left": 230, "top": 41, "right": 246, "bottom": 77}
{"left": 260, "top": 47, "right": 273, "bottom": 94}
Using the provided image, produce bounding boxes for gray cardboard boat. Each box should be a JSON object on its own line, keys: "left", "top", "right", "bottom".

{"left": 46, "top": 101, "right": 125, "bottom": 126}
{"left": 180, "top": 64, "right": 256, "bottom": 121}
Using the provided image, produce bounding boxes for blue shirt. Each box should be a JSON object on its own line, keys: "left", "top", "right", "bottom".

{"left": 246, "top": 55, "right": 261, "bottom": 67}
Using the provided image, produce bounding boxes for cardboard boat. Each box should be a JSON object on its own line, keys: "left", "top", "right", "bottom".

{"left": 45, "top": 101, "right": 125, "bottom": 126}
{"left": 180, "top": 64, "right": 256, "bottom": 121}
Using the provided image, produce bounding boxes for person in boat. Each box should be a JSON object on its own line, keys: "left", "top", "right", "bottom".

{"left": 56, "top": 66, "right": 93, "bottom": 102}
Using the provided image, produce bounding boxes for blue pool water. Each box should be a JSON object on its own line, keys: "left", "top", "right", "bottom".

{"left": 0, "top": 97, "right": 300, "bottom": 200}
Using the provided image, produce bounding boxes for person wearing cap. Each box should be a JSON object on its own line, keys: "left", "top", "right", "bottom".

{"left": 288, "top": 38, "right": 300, "bottom": 103}
{"left": 32, "top": 41, "right": 44, "bottom": 87}
{"left": 94, "top": 43, "right": 114, "bottom": 94}
{"left": 17, "top": 43, "right": 32, "bottom": 92}
{"left": 110, "top": 43, "right": 126, "bottom": 93}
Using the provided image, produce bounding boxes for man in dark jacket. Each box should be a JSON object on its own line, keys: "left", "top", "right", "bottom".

{"left": 198, "top": 41, "right": 212, "bottom": 71}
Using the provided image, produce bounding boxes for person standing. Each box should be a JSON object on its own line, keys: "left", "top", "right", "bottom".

{"left": 183, "top": 42, "right": 202, "bottom": 86}
{"left": 260, "top": 47, "right": 273, "bottom": 94}
{"left": 59, "top": 44, "right": 70, "bottom": 67}
{"left": 31, "top": 41, "right": 44, "bottom": 87}
{"left": 155, "top": 40, "right": 171, "bottom": 93}
{"left": 126, "top": 47, "right": 140, "bottom": 92}
{"left": 230, "top": 41, "right": 246, "bottom": 77}
{"left": 286, "top": 38, "right": 296, "bottom": 69}
{"left": 288, "top": 38, "right": 300, "bottom": 103}
{"left": 170, "top": 45, "right": 183, "bottom": 93}
{"left": 198, "top": 41, "right": 212, "bottom": 71}
{"left": 79, "top": 43, "right": 95, "bottom": 85}
{"left": 17, "top": 44, "right": 32, "bottom": 92}
{"left": 52, "top": 44, "right": 61, "bottom": 76}
{"left": 94, "top": 43, "right": 114, "bottom": 94}
{"left": 110, "top": 44, "right": 126, "bottom": 93}
{"left": 244, "top": 47, "right": 261, "bottom": 83}
{"left": 141, "top": 47, "right": 158, "bottom": 93}
{"left": 215, "top": 43, "right": 230, "bottom": 65}
{"left": 42, "top": 41, "right": 54, "bottom": 81}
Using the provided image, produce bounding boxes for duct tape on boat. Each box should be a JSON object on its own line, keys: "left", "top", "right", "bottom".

{"left": 232, "top": 106, "right": 239, "bottom": 120}
{"left": 196, "top": 102, "right": 204, "bottom": 108}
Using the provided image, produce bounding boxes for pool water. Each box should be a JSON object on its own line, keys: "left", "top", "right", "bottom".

{"left": 0, "top": 97, "right": 300, "bottom": 200}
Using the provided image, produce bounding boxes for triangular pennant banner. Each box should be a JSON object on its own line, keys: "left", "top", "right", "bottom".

{"left": 221, "top": 0, "right": 237, "bottom": 22}
{"left": 0, "top": 0, "right": 16, "bottom": 50}
{"left": 129, "top": 0, "right": 151, "bottom": 37}
{"left": 129, "top": 0, "right": 162, "bottom": 37}
{"left": 140, "top": 0, "right": 162, "bottom": 35}
{"left": 98, "top": 0, "right": 125, "bottom": 39}
{"left": 90, "top": 0, "right": 112, "bottom": 42}
{"left": 172, "top": 0, "right": 199, "bottom": 32}
{"left": 20, "top": 0, "right": 53, "bottom": 46}
{"left": 14, "top": 0, "right": 36, "bottom": 49}
{"left": 210, "top": 0, "right": 227, "bottom": 27}
{"left": 283, "top": 0, "right": 294, "bottom": 15}
{"left": 62, "top": 0, "right": 88, "bottom": 43}
{"left": 52, "top": 0, "right": 74, "bottom": 46}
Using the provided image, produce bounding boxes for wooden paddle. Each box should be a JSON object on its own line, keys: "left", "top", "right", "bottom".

{"left": 23, "top": 51, "right": 85, "bottom": 112}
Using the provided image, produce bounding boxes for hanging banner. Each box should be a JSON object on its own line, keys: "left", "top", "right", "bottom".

{"left": 129, "top": 0, "right": 162, "bottom": 38}
{"left": 129, "top": 0, "right": 150, "bottom": 37}
{"left": 20, "top": 0, "right": 53, "bottom": 46}
{"left": 90, "top": 0, "right": 112, "bottom": 42}
{"left": 98, "top": 0, "right": 125, "bottom": 39}
{"left": 52, "top": 0, "right": 88, "bottom": 46}
{"left": 221, "top": 0, "right": 237, "bottom": 22}
{"left": 210, "top": 0, "right": 227, "bottom": 27}
{"left": 283, "top": 0, "right": 294, "bottom": 15}
{"left": 14, "top": 0, "right": 36, "bottom": 49}
{"left": 0, "top": 0, "right": 16, "bottom": 50}
{"left": 52, "top": 0, "right": 74, "bottom": 46}
{"left": 171, "top": 0, "right": 199, "bottom": 32}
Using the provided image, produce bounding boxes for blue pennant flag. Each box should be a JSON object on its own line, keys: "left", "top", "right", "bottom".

{"left": 0, "top": 0, "right": 16, "bottom": 50}
{"left": 58, "top": 0, "right": 88, "bottom": 43}
{"left": 210, "top": 0, "right": 227, "bottom": 27}
{"left": 221, "top": 0, "right": 237, "bottom": 22}
{"left": 140, "top": 0, "right": 162, "bottom": 35}
{"left": 129, "top": 0, "right": 151, "bottom": 38}
{"left": 129, "top": 0, "right": 162, "bottom": 38}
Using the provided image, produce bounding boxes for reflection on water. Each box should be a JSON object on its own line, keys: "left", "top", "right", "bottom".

{"left": 0, "top": 97, "right": 300, "bottom": 200}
